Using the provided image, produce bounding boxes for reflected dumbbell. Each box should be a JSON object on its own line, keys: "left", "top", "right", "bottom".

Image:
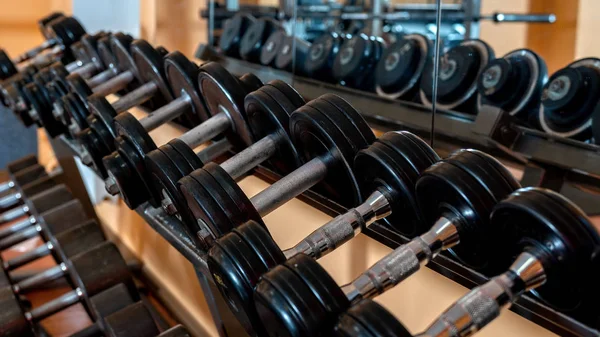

{"left": 420, "top": 39, "right": 495, "bottom": 114}
{"left": 275, "top": 36, "right": 311, "bottom": 74}
{"left": 305, "top": 32, "right": 350, "bottom": 83}
{"left": 207, "top": 131, "right": 438, "bottom": 336}
{"left": 146, "top": 80, "right": 305, "bottom": 234}
{"left": 332, "top": 33, "right": 385, "bottom": 91}
{"left": 252, "top": 149, "right": 521, "bottom": 336}
{"left": 0, "top": 164, "right": 58, "bottom": 211}
{"left": 180, "top": 94, "right": 375, "bottom": 243}
{"left": 0, "top": 155, "right": 39, "bottom": 194}
{"left": 0, "top": 184, "right": 72, "bottom": 225}
{"left": 260, "top": 31, "right": 287, "bottom": 67}
{"left": 539, "top": 58, "right": 600, "bottom": 140}
{"left": 0, "top": 242, "right": 133, "bottom": 337}
{"left": 77, "top": 51, "right": 196, "bottom": 177}
{"left": 239, "top": 18, "right": 284, "bottom": 62}
{"left": 375, "top": 34, "right": 432, "bottom": 101}
{"left": 219, "top": 13, "right": 256, "bottom": 59}
{"left": 103, "top": 62, "right": 262, "bottom": 209}
{"left": 477, "top": 49, "right": 548, "bottom": 128}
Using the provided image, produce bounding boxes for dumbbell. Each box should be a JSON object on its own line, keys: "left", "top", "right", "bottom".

{"left": 179, "top": 93, "right": 375, "bottom": 244}
{"left": 0, "top": 165, "right": 58, "bottom": 212}
{"left": 332, "top": 33, "right": 385, "bottom": 91}
{"left": 420, "top": 39, "right": 495, "bottom": 114}
{"left": 220, "top": 13, "right": 257, "bottom": 59}
{"left": 260, "top": 31, "right": 287, "bottom": 66}
{"left": 375, "top": 34, "right": 432, "bottom": 101}
{"left": 304, "top": 32, "right": 350, "bottom": 83}
{"left": 239, "top": 18, "right": 283, "bottom": 62}
{"left": 102, "top": 62, "right": 263, "bottom": 210}
{"left": 0, "top": 155, "right": 39, "bottom": 194}
{"left": 146, "top": 80, "right": 305, "bottom": 233}
{"left": 252, "top": 148, "right": 521, "bottom": 337}
{"left": 539, "top": 58, "right": 600, "bottom": 140}
{"left": 22, "top": 38, "right": 170, "bottom": 138}
{"left": 76, "top": 51, "right": 196, "bottom": 177}
{"left": 1, "top": 219, "right": 104, "bottom": 290}
{"left": 365, "top": 188, "right": 600, "bottom": 337}
{"left": 207, "top": 131, "right": 438, "bottom": 336}
{"left": 478, "top": 49, "right": 548, "bottom": 128}
{"left": 0, "top": 241, "right": 132, "bottom": 337}
{"left": 275, "top": 36, "right": 311, "bottom": 74}
{"left": 0, "top": 184, "right": 72, "bottom": 227}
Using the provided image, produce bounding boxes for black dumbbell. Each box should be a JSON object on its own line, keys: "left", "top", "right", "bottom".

{"left": 260, "top": 30, "right": 287, "bottom": 66}
{"left": 478, "top": 49, "right": 548, "bottom": 128}
{"left": 539, "top": 58, "right": 600, "bottom": 140}
{"left": 332, "top": 33, "right": 385, "bottom": 91}
{"left": 220, "top": 13, "right": 257, "bottom": 59}
{"left": 0, "top": 198, "right": 88, "bottom": 252}
{"left": 239, "top": 18, "right": 283, "bottom": 62}
{"left": 0, "top": 155, "right": 39, "bottom": 194}
{"left": 375, "top": 34, "right": 432, "bottom": 101}
{"left": 1, "top": 219, "right": 104, "bottom": 290}
{"left": 146, "top": 80, "right": 305, "bottom": 234}
{"left": 100, "top": 301, "right": 162, "bottom": 337}
{"left": 180, "top": 93, "right": 375, "bottom": 243}
{"left": 252, "top": 148, "right": 520, "bottom": 337}
{"left": 0, "top": 165, "right": 58, "bottom": 212}
{"left": 420, "top": 39, "right": 495, "bottom": 114}
{"left": 76, "top": 51, "right": 196, "bottom": 177}
{"left": 102, "top": 62, "right": 263, "bottom": 209}
{"left": 0, "top": 241, "right": 132, "bottom": 337}
{"left": 275, "top": 36, "right": 311, "bottom": 74}
{"left": 207, "top": 131, "right": 438, "bottom": 336}
{"left": 333, "top": 299, "right": 412, "bottom": 337}
{"left": 305, "top": 32, "right": 350, "bottom": 83}
{"left": 411, "top": 188, "right": 600, "bottom": 336}
{"left": 0, "top": 184, "right": 72, "bottom": 225}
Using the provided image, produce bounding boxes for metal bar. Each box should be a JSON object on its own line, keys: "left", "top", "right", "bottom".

{"left": 138, "top": 95, "right": 191, "bottom": 132}
{"left": 14, "top": 262, "right": 67, "bottom": 293}
{"left": 0, "top": 216, "right": 34, "bottom": 239}
{"left": 87, "top": 68, "right": 117, "bottom": 88}
{"left": 220, "top": 133, "right": 279, "bottom": 180}
{"left": 71, "top": 62, "right": 98, "bottom": 79}
{"left": 5, "top": 242, "right": 51, "bottom": 270}
{"left": 28, "top": 288, "right": 84, "bottom": 321}
{"left": 196, "top": 138, "right": 233, "bottom": 164}
{"left": 0, "top": 224, "right": 39, "bottom": 250}
{"left": 0, "top": 205, "right": 29, "bottom": 224}
{"left": 111, "top": 81, "right": 158, "bottom": 113}
{"left": 178, "top": 112, "right": 231, "bottom": 150}
{"left": 92, "top": 70, "right": 134, "bottom": 97}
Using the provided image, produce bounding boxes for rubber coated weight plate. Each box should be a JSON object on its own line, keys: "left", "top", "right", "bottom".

{"left": 62, "top": 93, "right": 88, "bottom": 135}
{"left": 491, "top": 188, "right": 599, "bottom": 313}
{"left": 239, "top": 18, "right": 281, "bottom": 62}
{"left": 80, "top": 33, "right": 106, "bottom": 70}
{"left": 305, "top": 32, "right": 345, "bottom": 82}
{"left": 219, "top": 13, "right": 256, "bottom": 58}
{"left": 87, "top": 96, "right": 118, "bottom": 147}
{"left": 255, "top": 264, "right": 327, "bottom": 337}
{"left": 336, "top": 300, "right": 412, "bottom": 337}
{"left": 164, "top": 51, "right": 207, "bottom": 126}
{"left": 66, "top": 73, "right": 93, "bottom": 103}
{"left": 415, "top": 158, "right": 498, "bottom": 270}
{"left": 290, "top": 104, "right": 361, "bottom": 207}
{"left": 168, "top": 138, "right": 204, "bottom": 172}
{"left": 49, "top": 16, "right": 86, "bottom": 46}
{"left": 332, "top": 34, "right": 372, "bottom": 86}
{"left": 111, "top": 34, "right": 141, "bottom": 92}
{"left": 245, "top": 85, "right": 303, "bottom": 175}
{"left": 103, "top": 140, "right": 148, "bottom": 207}
{"left": 235, "top": 221, "right": 286, "bottom": 269}
{"left": 0, "top": 50, "right": 18, "bottom": 80}
{"left": 6, "top": 155, "right": 38, "bottom": 174}
{"left": 260, "top": 30, "right": 286, "bottom": 66}
{"left": 38, "top": 12, "right": 65, "bottom": 35}
{"left": 131, "top": 40, "right": 173, "bottom": 106}
{"left": 192, "top": 166, "right": 241, "bottom": 233}
{"left": 77, "top": 128, "right": 111, "bottom": 178}
{"left": 97, "top": 35, "right": 118, "bottom": 69}
{"left": 208, "top": 231, "right": 270, "bottom": 336}
{"left": 237, "top": 73, "right": 264, "bottom": 94}
{"left": 198, "top": 62, "right": 253, "bottom": 149}
{"left": 319, "top": 94, "right": 376, "bottom": 146}
{"left": 285, "top": 254, "right": 350, "bottom": 332}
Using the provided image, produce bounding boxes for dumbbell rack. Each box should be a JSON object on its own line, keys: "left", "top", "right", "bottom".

{"left": 43, "top": 98, "right": 598, "bottom": 337}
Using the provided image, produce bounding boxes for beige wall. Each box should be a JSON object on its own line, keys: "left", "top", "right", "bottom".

{"left": 575, "top": 0, "right": 600, "bottom": 59}
{"left": 479, "top": 0, "right": 530, "bottom": 56}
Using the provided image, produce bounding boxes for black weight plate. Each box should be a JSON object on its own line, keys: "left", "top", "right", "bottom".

{"left": 305, "top": 32, "right": 344, "bottom": 81}
{"left": 332, "top": 34, "right": 371, "bottom": 81}
{"left": 151, "top": 144, "right": 192, "bottom": 207}
{"left": 260, "top": 30, "right": 286, "bottom": 66}
{"left": 198, "top": 62, "right": 252, "bottom": 149}
{"left": 237, "top": 73, "right": 264, "bottom": 94}
{"left": 168, "top": 138, "right": 204, "bottom": 172}
{"left": 219, "top": 13, "right": 256, "bottom": 58}
{"left": 38, "top": 12, "right": 65, "bottom": 33}
{"left": 208, "top": 230, "right": 270, "bottom": 336}
{"left": 466, "top": 149, "right": 521, "bottom": 191}
{"left": 269, "top": 79, "right": 305, "bottom": 108}
{"left": 66, "top": 73, "right": 93, "bottom": 103}
{"left": 318, "top": 94, "right": 376, "bottom": 146}
{"left": 235, "top": 220, "right": 286, "bottom": 270}
{"left": 246, "top": 87, "right": 302, "bottom": 175}
{"left": 80, "top": 33, "right": 105, "bottom": 70}
{"left": 179, "top": 174, "right": 232, "bottom": 237}
{"left": 131, "top": 40, "right": 173, "bottom": 106}
{"left": 255, "top": 264, "right": 327, "bottom": 337}
{"left": 286, "top": 254, "right": 350, "bottom": 332}
{"left": 87, "top": 96, "right": 118, "bottom": 142}
{"left": 415, "top": 160, "right": 498, "bottom": 270}
{"left": 62, "top": 93, "right": 89, "bottom": 135}
{"left": 490, "top": 188, "right": 598, "bottom": 312}
{"left": 193, "top": 166, "right": 241, "bottom": 234}
{"left": 145, "top": 146, "right": 197, "bottom": 226}
{"left": 0, "top": 49, "right": 18, "bottom": 80}
{"left": 290, "top": 104, "right": 361, "bottom": 207}
{"left": 338, "top": 300, "right": 412, "bottom": 337}
{"left": 48, "top": 16, "right": 86, "bottom": 47}
{"left": 103, "top": 139, "right": 148, "bottom": 208}
{"left": 399, "top": 131, "right": 440, "bottom": 167}
{"left": 164, "top": 51, "right": 207, "bottom": 126}
{"left": 239, "top": 18, "right": 281, "bottom": 62}
{"left": 111, "top": 34, "right": 137, "bottom": 74}
{"left": 207, "top": 163, "right": 266, "bottom": 228}
{"left": 77, "top": 128, "right": 111, "bottom": 178}
{"left": 86, "top": 112, "right": 117, "bottom": 156}
{"left": 97, "top": 35, "right": 118, "bottom": 69}
{"left": 375, "top": 38, "right": 421, "bottom": 94}
{"left": 70, "top": 40, "right": 91, "bottom": 65}
{"left": 377, "top": 133, "right": 431, "bottom": 177}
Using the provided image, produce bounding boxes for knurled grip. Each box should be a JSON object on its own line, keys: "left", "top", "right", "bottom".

{"left": 300, "top": 209, "right": 363, "bottom": 259}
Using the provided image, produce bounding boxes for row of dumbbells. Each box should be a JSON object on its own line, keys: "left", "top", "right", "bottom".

{"left": 217, "top": 13, "right": 600, "bottom": 143}
{"left": 5, "top": 13, "right": 600, "bottom": 337}
{"left": 0, "top": 155, "right": 191, "bottom": 336}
